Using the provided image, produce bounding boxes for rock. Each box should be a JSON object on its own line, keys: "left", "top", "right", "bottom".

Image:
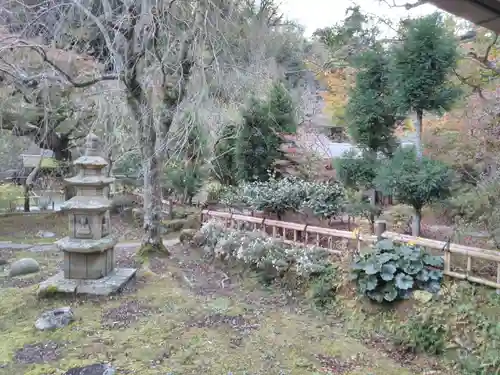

{"left": 64, "top": 364, "right": 115, "bottom": 375}
{"left": 36, "top": 230, "right": 56, "bottom": 238}
{"left": 35, "top": 307, "right": 75, "bottom": 331}
{"left": 9, "top": 258, "right": 40, "bottom": 277}
{"left": 179, "top": 229, "right": 197, "bottom": 244}
{"left": 412, "top": 290, "right": 433, "bottom": 304}
{"left": 0, "top": 259, "right": 7, "bottom": 266}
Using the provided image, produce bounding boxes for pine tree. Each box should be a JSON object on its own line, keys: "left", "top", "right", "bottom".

{"left": 345, "top": 46, "right": 398, "bottom": 156}
{"left": 212, "top": 122, "right": 238, "bottom": 186}
{"left": 235, "top": 97, "right": 284, "bottom": 182}
{"left": 389, "top": 13, "right": 462, "bottom": 159}
{"left": 268, "top": 81, "right": 297, "bottom": 133}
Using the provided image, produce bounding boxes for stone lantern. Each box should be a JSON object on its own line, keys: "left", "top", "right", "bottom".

{"left": 38, "top": 134, "right": 136, "bottom": 296}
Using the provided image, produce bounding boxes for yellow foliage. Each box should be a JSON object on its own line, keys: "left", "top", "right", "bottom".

{"left": 315, "top": 68, "right": 355, "bottom": 126}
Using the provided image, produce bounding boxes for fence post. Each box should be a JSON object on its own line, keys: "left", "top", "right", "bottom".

{"left": 374, "top": 220, "right": 387, "bottom": 242}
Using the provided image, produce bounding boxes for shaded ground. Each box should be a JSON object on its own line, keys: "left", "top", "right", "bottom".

{"left": 0, "top": 241, "right": 445, "bottom": 375}
{"left": 0, "top": 212, "right": 145, "bottom": 243}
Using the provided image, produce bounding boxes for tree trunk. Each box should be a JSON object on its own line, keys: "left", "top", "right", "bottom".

{"left": 23, "top": 152, "right": 45, "bottom": 212}
{"left": 415, "top": 109, "right": 423, "bottom": 160}
{"left": 141, "top": 137, "right": 164, "bottom": 251}
{"left": 412, "top": 208, "right": 421, "bottom": 237}
{"left": 23, "top": 184, "right": 30, "bottom": 212}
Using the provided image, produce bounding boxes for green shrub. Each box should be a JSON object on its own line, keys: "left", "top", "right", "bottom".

{"left": 197, "top": 219, "right": 332, "bottom": 284}
{"left": 0, "top": 184, "right": 22, "bottom": 212}
{"left": 351, "top": 239, "right": 444, "bottom": 303}
{"left": 394, "top": 312, "right": 447, "bottom": 355}
{"left": 307, "top": 264, "right": 340, "bottom": 308}
{"left": 220, "top": 176, "right": 345, "bottom": 219}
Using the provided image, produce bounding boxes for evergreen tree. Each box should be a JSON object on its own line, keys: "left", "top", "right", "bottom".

{"left": 375, "top": 147, "right": 453, "bottom": 236}
{"left": 268, "top": 81, "right": 297, "bottom": 133}
{"left": 235, "top": 97, "right": 283, "bottom": 182}
{"left": 212, "top": 123, "right": 238, "bottom": 186}
{"left": 389, "top": 13, "right": 462, "bottom": 159}
{"left": 346, "top": 46, "right": 398, "bottom": 156}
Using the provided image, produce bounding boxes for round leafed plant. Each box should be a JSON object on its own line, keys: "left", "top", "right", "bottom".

{"left": 351, "top": 239, "right": 444, "bottom": 303}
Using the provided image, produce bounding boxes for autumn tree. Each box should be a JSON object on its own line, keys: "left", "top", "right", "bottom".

{"left": 313, "top": 6, "right": 379, "bottom": 131}
{"left": 389, "top": 12, "right": 462, "bottom": 159}
{"left": 313, "top": 6, "right": 378, "bottom": 64}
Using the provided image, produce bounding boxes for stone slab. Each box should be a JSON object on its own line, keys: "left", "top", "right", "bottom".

{"left": 37, "top": 268, "right": 137, "bottom": 297}
{"left": 56, "top": 236, "right": 117, "bottom": 253}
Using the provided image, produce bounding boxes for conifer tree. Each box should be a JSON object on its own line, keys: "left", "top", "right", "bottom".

{"left": 389, "top": 13, "right": 461, "bottom": 159}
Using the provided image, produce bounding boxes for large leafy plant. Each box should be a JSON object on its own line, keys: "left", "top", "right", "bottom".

{"left": 351, "top": 239, "right": 444, "bottom": 303}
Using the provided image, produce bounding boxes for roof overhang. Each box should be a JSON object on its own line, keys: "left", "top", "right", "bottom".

{"left": 428, "top": 0, "right": 500, "bottom": 33}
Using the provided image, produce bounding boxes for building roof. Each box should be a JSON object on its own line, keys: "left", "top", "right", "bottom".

{"left": 429, "top": 0, "right": 500, "bottom": 33}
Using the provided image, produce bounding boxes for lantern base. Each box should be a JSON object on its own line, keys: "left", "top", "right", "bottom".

{"left": 37, "top": 267, "right": 136, "bottom": 297}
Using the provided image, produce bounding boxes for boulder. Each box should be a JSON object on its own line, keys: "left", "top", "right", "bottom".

{"left": 64, "top": 364, "right": 115, "bottom": 375}
{"left": 9, "top": 258, "right": 40, "bottom": 277}
{"left": 35, "top": 307, "right": 75, "bottom": 331}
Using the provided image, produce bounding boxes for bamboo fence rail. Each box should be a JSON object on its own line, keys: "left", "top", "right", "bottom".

{"left": 201, "top": 209, "right": 500, "bottom": 291}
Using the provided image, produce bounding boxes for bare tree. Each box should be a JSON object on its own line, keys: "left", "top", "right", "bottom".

{"left": 0, "top": 0, "right": 310, "bottom": 253}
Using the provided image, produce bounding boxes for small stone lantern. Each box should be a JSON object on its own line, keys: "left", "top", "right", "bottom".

{"left": 38, "top": 134, "right": 136, "bottom": 296}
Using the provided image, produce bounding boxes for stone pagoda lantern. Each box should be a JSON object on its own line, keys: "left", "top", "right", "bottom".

{"left": 38, "top": 133, "right": 136, "bottom": 296}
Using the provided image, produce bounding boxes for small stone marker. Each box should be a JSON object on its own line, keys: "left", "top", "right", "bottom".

{"left": 37, "top": 133, "right": 136, "bottom": 296}
{"left": 35, "top": 307, "right": 75, "bottom": 331}
{"left": 9, "top": 258, "right": 40, "bottom": 277}
{"left": 63, "top": 364, "right": 115, "bottom": 375}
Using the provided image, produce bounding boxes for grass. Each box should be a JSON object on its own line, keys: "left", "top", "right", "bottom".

{"left": 0, "top": 244, "right": 427, "bottom": 375}
{"left": 2, "top": 210, "right": 500, "bottom": 374}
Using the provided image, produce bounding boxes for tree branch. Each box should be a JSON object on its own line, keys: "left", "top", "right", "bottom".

{"left": 379, "top": 0, "right": 427, "bottom": 10}
{"left": 25, "top": 43, "right": 118, "bottom": 87}
{"left": 453, "top": 68, "right": 486, "bottom": 99}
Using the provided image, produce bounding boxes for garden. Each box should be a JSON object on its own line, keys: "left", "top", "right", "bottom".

{"left": 0, "top": 2, "right": 500, "bottom": 375}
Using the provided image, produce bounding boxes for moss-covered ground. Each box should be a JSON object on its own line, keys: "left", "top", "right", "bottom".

{"left": 1, "top": 239, "right": 443, "bottom": 375}
{"left": 1, "top": 212, "right": 499, "bottom": 375}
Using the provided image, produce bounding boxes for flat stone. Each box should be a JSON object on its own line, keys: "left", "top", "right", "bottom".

{"left": 35, "top": 307, "right": 75, "bottom": 331}
{"left": 38, "top": 268, "right": 137, "bottom": 297}
{"left": 56, "top": 236, "right": 117, "bottom": 253}
{"left": 0, "top": 242, "right": 33, "bottom": 250}
{"left": 64, "top": 363, "right": 115, "bottom": 375}
{"left": 9, "top": 258, "right": 40, "bottom": 277}
{"left": 412, "top": 290, "right": 434, "bottom": 304}
{"left": 36, "top": 230, "right": 56, "bottom": 238}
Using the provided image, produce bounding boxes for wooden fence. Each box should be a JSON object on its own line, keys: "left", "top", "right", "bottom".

{"left": 201, "top": 209, "right": 500, "bottom": 291}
